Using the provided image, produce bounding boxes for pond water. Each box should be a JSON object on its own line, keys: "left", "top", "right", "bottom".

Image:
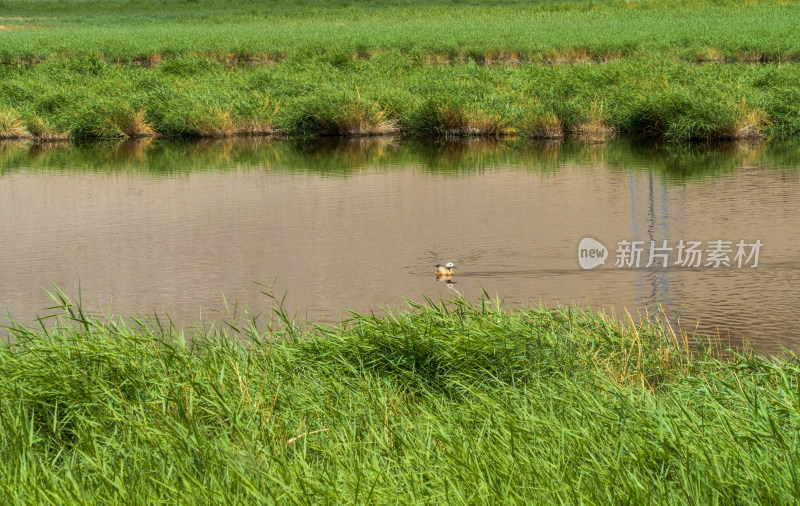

{"left": 1, "top": 137, "right": 799, "bottom": 353}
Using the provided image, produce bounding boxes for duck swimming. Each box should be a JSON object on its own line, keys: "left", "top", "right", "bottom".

{"left": 436, "top": 262, "right": 457, "bottom": 277}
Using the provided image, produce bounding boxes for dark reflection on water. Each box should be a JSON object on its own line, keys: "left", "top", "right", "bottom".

{"left": 1, "top": 137, "right": 799, "bottom": 353}
{"left": 3, "top": 136, "right": 799, "bottom": 177}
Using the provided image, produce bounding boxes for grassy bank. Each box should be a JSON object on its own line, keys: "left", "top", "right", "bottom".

{"left": 1, "top": 293, "right": 799, "bottom": 502}
{"left": 1, "top": 0, "right": 799, "bottom": 141}
{"left": 1, "top": 55, "right": 800, "bottom": 142}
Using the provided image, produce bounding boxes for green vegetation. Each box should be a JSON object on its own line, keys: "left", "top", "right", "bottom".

{"left": 4, "top": 3, "right": 798, "bottom": 500}
{"left": 0, "top": 0, "right": 798, "bottom": 141}
{"left": 2, "top": 292, "right": 799, "bottom": 502}
{"left": 0, "top": 55, "right": 799, "bottom": 141}
{"left": 1, "top": 0, "right": 799, "bottom": 64}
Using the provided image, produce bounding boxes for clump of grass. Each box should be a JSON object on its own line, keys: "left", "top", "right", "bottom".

{"left": 0, "top": 107, "right": 28, "bottom": 139}
{"left": 291, "top": 94, "right": 399, "bottom": 136}
{"left": 523, "top": 111, "right": 563, "bottom": 140}
{"left": 533, "top": 114, "right": 563, "bottom": 139}
{"left": 695, "top": 47, "right": 725, "bottom": 63}
{"left": 461, "top": 108, "right": 515, "bottom": 136}
{"left": 110, "top": 106, "right": 156, "bottom": 138}
{"left": 24, "top": 114, "right": 68, "bottom": 141}
{"left": 425, "top": 101, "right": 466, "bottom": 134}
{"left": 570, "top": 99, "right": 614, "bottom": 142}
{"left": 725, "top": 97, "right": 770, "bottom": 139}
{"left": 737, "top": 50, "right": 771, "bottom": 63}
{"left": 233, "top": 118, "right": 275, "bottom": 136}
{"left": 412, "top": 100, "right": 514, "bottom": 137}
{"left": 189, "top": 107, "right": 236, "bottom": 137}
{"left": 233, "top": 97, "right": 280, "bottom": 136}
{"left": 621, "top": 91, "right": 733, "bottom": 141}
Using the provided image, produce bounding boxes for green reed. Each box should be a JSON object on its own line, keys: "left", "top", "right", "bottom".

{"left": 1, "top": 0, "right": 799, "bottom": 64}
{"left": 1, "top": 289, "right": 799, "bottom": 502}
{"left": 1, "top": 55, "right": 800, "bottom": 141}
{"left": 0, "top": 0, "right": 799, "bottom": 141}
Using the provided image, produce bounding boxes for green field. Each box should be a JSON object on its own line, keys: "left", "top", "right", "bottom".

{"left": 2, "top": 293, "right": 799, "bottom": 502}
{"left": 1, "top": 0, "right": 799, "bottom": 63}
{"left": 0, "top": 0, "right": 799, "bottom": 141}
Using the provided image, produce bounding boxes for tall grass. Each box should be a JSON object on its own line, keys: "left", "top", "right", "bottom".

{"left": 2, "top": 54, "right": 799, "bottom": 141}
{"left": 409, "top": 99, "right": 515, "bottom": 137}
{"left": 1, "top": 291, "right": 799, "bottom": 502}
{"left": 288, "top": 93, "right": 399, "bottom": 136}
{"left": 110, "top": 106, "right": 156, "bottom": 138}
{"left": 523, "top": 111, "right": 563, "bottom": 140}
{"left": 0, "top": 107, "right": 27, "bottom": 139}
{"left": 0, "top": 1, "right": 799, "bottom": 141}
{"left": 1, "top": 0, "right": 799, "bottom": 64}
{"left": 23, "top": 114, "right": 69, "bottom": 142}
{"left": 569, "top": 99, "right": 615, "bottom": 143}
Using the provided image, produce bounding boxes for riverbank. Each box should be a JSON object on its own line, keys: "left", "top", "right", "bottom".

{"left": 2, "top": 0, "right": 800, "bottom": 142}
{"left": 1, "top": 294, "right": 798, "bottom": 502}
{"left": 1, "top": 55, "right": 799, "bottom": 142}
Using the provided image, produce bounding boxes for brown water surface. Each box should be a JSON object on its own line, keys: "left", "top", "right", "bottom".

{"left": 1, "top": 138, "right": 798, "bottom": 352}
